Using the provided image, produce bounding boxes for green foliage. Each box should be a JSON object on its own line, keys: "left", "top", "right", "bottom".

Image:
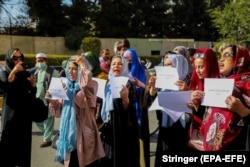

{"left": 210, "top": 0, "right": 250, "bottom": 44}
{"left": 0, "top": 54, "right": 70, "bottom": 67}
{"left": 64, "top": 27, "right": 89, "bottom": 50}
{"left": 82, "top": 37, "right": 101, "bottom": 55}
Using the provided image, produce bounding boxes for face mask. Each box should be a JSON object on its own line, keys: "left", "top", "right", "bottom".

{"left": 37, "top": 62, "right": 46, "bottom": 70}
{"left": 127, "top": 62, "right": 132, "bottom": 71}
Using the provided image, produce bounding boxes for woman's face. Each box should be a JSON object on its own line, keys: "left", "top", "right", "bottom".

{"left": 68, "top": 62, "right": 78, "bottom": 81}
{"left": 11, "top": 50, "right": 23, "bottom": 65}
{"left": 164, "top": 58, "right": 174, "bottom": 67}
{"left": 218, "top": 47, "right": 234, "bottom": 75}
{"left": 194, "top": 58, "right": 205, "bottom": 79}
{"left": 111, "top": 57, "right": 124, "bottom": 76}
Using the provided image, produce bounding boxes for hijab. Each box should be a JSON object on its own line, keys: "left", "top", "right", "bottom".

{"left": 123, "top": 48, "right": 146, "bottom": 124}
{"left": 5, "top": 48, "right": 24, "bottom": 73}
{"left": 123, "top": 48, "right": 146, "bottom": 84}
{"left": 55, "top": 56, "right": 80, "bottom": 163}
{"left": 165, "top": 54, "right": 189, "bottom": 80}
{"left": 84, "top": 51, "right": 102, "bottom": 77}
{"left": 173, "top": 46, "right": 193, "bottom": 74}
{"left": 101, "top": 55, "right": 131, "bottom": 123}
{"left": 189, "top": 48, "right": 220, "bottom": 91}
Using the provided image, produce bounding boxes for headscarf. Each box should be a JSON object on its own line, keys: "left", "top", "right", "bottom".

{"left": 189, "top": 48, "right": 220, "bottom": 91}
{"left": 5, "top": 48, "right": 24, "bottom": 73}
{"left": 84, "top": 51, "right": 102, "bottom": 77}
{"left": 101, "top": 55, "right": 131, "bottom": 123}
{"left": 55, "top": 56, "right": 80, "bottom": 163}
{"left": 123, "top": 48, "right": 146, "bottom": 124}
{"left": 173, "top": 46, "right": 193, "bottom": 74}
{"left": 123, "top": 48, "right": 146, "bottom": 84}
{"left": 165, "top": 54, "right": 189, "bottom": 80}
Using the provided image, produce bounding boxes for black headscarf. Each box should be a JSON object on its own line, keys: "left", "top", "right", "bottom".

{"left": 5, "top": 48, "right": 24, "bottom": 73}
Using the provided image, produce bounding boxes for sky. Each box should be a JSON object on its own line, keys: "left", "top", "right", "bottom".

{"left": 0, "top": 0, "right": 72, "bottom": 27}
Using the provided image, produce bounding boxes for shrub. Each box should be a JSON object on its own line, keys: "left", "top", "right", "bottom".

{"left": 82, "top": 37, "right": 101, "bottom": 55}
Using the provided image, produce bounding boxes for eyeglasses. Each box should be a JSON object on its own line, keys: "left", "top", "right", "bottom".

{"left": 220, "top": 52, "right": 233, "bottom": 59}
{"left": 193, "top": 53, "right": 204, "bottom": 59}
{"left": 12, "top": 56, "right": 23, "bottom": 61}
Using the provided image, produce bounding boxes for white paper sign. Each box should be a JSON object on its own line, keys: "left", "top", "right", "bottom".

{"left": 109, "top": 76, "right": 129, "bottom": 98}
{"left": 48, "top": 77, "right": 69, "bottom": 100}
{"left": 154, "top": 66, "right": 179, "bottom": 90}
{"left": 148, "top": 96, "right": 164, "bottom": 112}
{"left": 158, "top": 91, "right": 192, "bottom": 113}
{"left": 93, "top": 77, "right": 107, "bottom": 99}
{"left": 148, "top": 96, "right": 184, "bottom": 122}
{"left": 202, "top": 78, "right": 234, "bottom": 108}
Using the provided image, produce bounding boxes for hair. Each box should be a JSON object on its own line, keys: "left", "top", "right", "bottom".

{"left": 117, "top": 38, "right": 130, "bottom": 51}
{"left": 187, "top": 48, "right": 196, "bottom": 57}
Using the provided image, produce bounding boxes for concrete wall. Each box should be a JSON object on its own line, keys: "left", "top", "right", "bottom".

{"left": 0, "top": 35, "right": 210, "bottom": 56}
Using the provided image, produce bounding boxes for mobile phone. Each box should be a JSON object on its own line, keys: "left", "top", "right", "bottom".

{"left": 21, "top": 62, "right": 28, "bottom": 69}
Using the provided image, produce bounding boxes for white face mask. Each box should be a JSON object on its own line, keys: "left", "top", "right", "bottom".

{"left": 37, "top": 62, "right": 46, "bottom": 69}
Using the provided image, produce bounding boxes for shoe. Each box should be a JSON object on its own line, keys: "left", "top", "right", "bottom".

{"left": 40, "top": 141, "right": 52, "bottom": 148}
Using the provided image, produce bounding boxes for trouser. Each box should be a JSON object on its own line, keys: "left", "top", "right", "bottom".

{"left": 36, "top": 115, "right": 55, "bottom": 142}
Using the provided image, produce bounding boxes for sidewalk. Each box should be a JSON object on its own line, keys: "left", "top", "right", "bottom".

{"left": 1, "top": 111, "right": 158, "bottom": 167}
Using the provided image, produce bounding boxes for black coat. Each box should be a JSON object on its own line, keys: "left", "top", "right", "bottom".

{"left": 0, "top": 70, "right": 36, "bottom": 167}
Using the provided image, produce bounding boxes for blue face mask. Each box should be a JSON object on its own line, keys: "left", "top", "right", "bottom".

{"left": 37, "top": 62, "right": 47, "bottom": 70}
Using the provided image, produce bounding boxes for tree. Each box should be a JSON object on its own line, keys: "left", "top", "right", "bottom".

{"left": 169, "top": 0, "right": 218, "bottom": 41}
{"left": 210, "top": 0, "right": 250, "bottom": 44}
{"left": 27, "top": 0, "right": 68, "bottom": 36}
{"left": 94, "top": 0, "right": 133, "bottom": 37}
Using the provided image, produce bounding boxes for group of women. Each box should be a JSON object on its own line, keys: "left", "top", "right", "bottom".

{"left": 0, "top": 42, "right": 250, "bottom": 167}
{"left": 145, "top": 44, "right": 250, "bottom": 167}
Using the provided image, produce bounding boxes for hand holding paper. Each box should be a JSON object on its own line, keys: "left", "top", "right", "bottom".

{"left": 202, "top": 78, "right": 234, "bottom": 108}
{"left": 48, "top": 77, "right": 69, "bottom": 100}
{"left": 154, "top": 66, "right": 179, "bottom": 90}
{"left": 109, "top": 76, "right": 129, "bottom": 98}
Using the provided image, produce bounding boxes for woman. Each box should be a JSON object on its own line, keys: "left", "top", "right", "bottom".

{"left": 187, "top": 48, "right": 220, "bottom": 151}
{"left": 84, "top": 51, "right": 108, "bottom": 80}
{"left": 146, "top": 54, "right": 190, "bottom": 167}
{"left": 116, "top": 38, "right": 150, "bottom": 167}
{"left": 201, "top": 44, "right": 250, "bottom": 151}
{"left": 0, "top": 48, "right": 36, "bottom": 167}
{"left": 100, "top": 55, "right": 139, "bottom": 167}
{"left": 84, "top": 51, "right": 109, "bottom": 126}
{"left": 48, "top": 55, "right": 105, "bottom": 167}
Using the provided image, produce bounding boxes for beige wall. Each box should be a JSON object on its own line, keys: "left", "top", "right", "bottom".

{"left": 0, "top": 35, "right": 210, "bottom": 56}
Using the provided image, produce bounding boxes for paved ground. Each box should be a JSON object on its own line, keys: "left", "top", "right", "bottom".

{"left": 0, "top": 111, "right": 159, "bottom": 167}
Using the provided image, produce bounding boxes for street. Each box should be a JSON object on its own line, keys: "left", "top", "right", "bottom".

{"left": 0, "top": 111, "right": 158, "bottom": 167}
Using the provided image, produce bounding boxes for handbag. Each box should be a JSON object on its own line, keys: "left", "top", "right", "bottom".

{"left": 51, "top": 133, "right": 59, "bottom": 149}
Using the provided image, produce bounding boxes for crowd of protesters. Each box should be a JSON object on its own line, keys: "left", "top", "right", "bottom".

{"left": 0, "top": 39, "right": 250, "bottom": 167}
